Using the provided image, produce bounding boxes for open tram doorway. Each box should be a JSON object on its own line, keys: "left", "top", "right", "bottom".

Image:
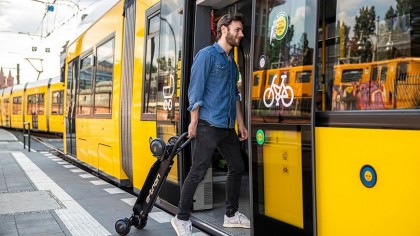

{"left": 153, "top": 0, "right": 252, "bottom": 234}
{"left": 186, "top": 0, "right": 253, "bottom": 234}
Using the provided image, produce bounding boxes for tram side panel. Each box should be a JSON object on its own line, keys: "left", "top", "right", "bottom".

{"left": 0, "top": 77, "right": 65, "bottom": 135}
{"left": 10, "top": 84, "right": 26, "bottom": 130}
{"left": 48, "top": 79, "right": 65, "bottom": 134}
{"left": 130, "top": 0, "right": 160, "bottom": 191}
{"left": 25, "top": 80, "right": 51, "bottom": 132}
{"left": 65, "top": 0, "right": 129, "bottom": 185}
{"left": 2, "top": 87, "right": 12, "bottom": 127}
{"left": 64, "top": 0, "right": 163, "bottom": 189}
{"left": 315, "top": 127, "right": 420, "bottom": 236}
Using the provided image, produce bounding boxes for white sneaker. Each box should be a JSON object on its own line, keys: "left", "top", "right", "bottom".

{"left": 223, "top": 211, "right": 250, "bottom": 228}
{"left": 171, "top": 216, "right": 193, "bottom": 236}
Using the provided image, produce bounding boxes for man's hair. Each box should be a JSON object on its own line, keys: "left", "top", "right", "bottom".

{"left": 216, "top": 12, "right": 245, "bottom": 41}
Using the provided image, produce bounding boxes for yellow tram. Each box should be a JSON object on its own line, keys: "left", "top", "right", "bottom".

{"left": 0, "top": 86, "right": 12, "bottom": 127}
{"left": 0, "top": 77, "right": 65, "bottom": 134}
{"left": 332, "top": 57, "right": 420, "bottom": 110}
{"left": 61, "top": 0, "right": 420, "bottom": 235}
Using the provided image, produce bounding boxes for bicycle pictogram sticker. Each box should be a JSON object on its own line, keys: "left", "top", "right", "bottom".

{"left": 163, "top": 74, "right": 175, "bottom": 111}
{"left": 263, "top": 74, "right": 294, "bottom": 108}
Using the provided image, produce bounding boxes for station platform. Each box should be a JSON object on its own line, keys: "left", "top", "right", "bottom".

{"left": 0, "top": 128, "right": 208, "bottom": 236}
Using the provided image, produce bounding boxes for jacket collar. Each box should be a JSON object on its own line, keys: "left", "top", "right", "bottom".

{"left": 213, "top": 42, "right": 233, "bottom": 58}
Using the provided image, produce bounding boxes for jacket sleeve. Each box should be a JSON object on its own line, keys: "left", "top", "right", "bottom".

{"left": 187, "top": 49, "right": 212, "bottom": 111}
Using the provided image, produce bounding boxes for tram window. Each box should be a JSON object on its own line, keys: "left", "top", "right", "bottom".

{"left": 3, "top": 98, "right": 8, "bottom": 112}
{"left": 52, "top": 90, "right": 64, "bottom": 115}
{"left": 27, "top": 94, "right": 44, "bottom": 115}
{"left": 251, "top": 0, "right": 315, "bottom": 123}
{"left": 296, "top": 71, "right": 311, "bottom": 83}
{"left": 341, "top": 70, "right": 362, "bottom": 83}
{"left": 397, "top": 62, "right": 408, "bottom": 81}
{"left": 253, "top": 74, "right": 260, "bottom": 86}
{"left": 141, "top": 12, "right": 160, "bottom": 119}
{"left": 37, "top": 93, "right": 44, "bottom": 115}
{"left": 380, "top": 67, "right": 387, "bottom": 81}
{"left": 319, "top": 0, "right": 420, "bottom": 111}
{"left": 148, "top": 13, "right": 160, "bottom": 34}
{"left": 371, "top": 67, "right": 378, "bottom": 82}
{"left": 27, "top": 95, "right": 35, "bottom": 115}
{"left": 94, "top": 38, "right": 114, "bottom": 115}
{"left": 77, "top": 53, "right": 94, "bottom": 115}
{"left": 12, "top": 96, "right": 22, "bottom": 115}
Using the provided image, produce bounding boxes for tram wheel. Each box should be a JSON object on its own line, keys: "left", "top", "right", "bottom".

{"left": 133, "top": 217, "right": 147, "bottom": 229}
{"left": 115, "top": 217, "right": 131, "bottom": 236}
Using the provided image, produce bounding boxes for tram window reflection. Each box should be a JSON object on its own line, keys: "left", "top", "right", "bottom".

{"left": 52, "top": 90, "right": 64, "bottom": 115}
{"left": 318, "top": 0, "right": 420, "bottom": 111}
{"left": 142, "top": 12, "right": 160, "bottom": 119}
{"left": 251, "top": 0, "right": 316, "bottom": 124}
{"left": 12, "top": 96, "right": 22, "bottom": 115}
{"left": 94, "top": 38, "right": 114, "bottom": 115}
{"left": 77, "top": 53, "right": 94, "bottom": 115}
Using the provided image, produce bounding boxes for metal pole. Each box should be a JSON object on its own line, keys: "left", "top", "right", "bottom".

{"left": 16, "top": 64, "right": 20, "bottom": 84}
{"left": 28, "top": 123, "right": 31, "bottom": 152}
{"left": 23, "top": 122, "right": 26, "bottom": 149}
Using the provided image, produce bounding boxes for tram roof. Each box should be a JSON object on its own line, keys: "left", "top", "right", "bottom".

{"left": 25, "top": 76, "right": 60, "bottom": 90}
{"left": 11, "top": 83, "right": 26, "bottom": 92}
{"left": 67, "top": 0, "right": 120, "bottom": 45}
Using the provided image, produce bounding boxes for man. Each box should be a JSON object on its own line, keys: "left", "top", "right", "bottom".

{"left": 171, "top": 12, "right": 250, "bottom": 236}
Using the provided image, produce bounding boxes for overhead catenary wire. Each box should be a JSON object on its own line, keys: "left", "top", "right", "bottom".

{"left": 39, "top": 0, "right": 100, "bottom": 39}
{"left": 0, "top": 0, "right": 103, "bottom": 82}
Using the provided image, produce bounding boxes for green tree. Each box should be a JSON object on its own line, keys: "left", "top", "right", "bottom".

{"left": 385, "top": 6, "right": 396, "bottom": 31}
{"left": 354, "top": 6, "right": 377, "bottom": 62}
{"left": 354, "top": 6, "right": 377, "bottom": 38}
{"left": 299, "top": 32, "right": 313, "bottom": 65}
{"left": 385, "top": 6, "right": 396, "bottom": 19}
{"left": 395, "top": 0, "right": 412, "bottom": 15}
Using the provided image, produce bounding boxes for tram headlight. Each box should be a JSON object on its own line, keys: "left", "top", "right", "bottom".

{"left": 149, "top": 138, "right": 166, "bottom": 158}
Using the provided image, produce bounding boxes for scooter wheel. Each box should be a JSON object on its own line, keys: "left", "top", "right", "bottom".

{"left": 115, "top": 217, "right": 131, "bottom": 236}
{"left": 133, "top": 217, "right": 147, "bottom": 229}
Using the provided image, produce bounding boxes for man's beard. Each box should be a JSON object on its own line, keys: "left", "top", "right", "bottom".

{"left": 226, "top": 31, "right": 240, "bottom": 47}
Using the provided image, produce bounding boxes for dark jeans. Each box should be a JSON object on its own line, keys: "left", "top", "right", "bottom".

{"left": 177, "top": 120, "right": 245, "bottom": 221}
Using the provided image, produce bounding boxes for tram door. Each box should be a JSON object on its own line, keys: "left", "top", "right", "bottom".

{"left": 65, "top": 59, "right": 78, "bottom": 156}
{"left": 250, "top": 0, "right": 316, "bottom": 235}
{"left": 154, "top": 0, "right": 254, "bottom": 232}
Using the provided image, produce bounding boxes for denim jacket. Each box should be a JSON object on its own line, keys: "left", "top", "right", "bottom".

{"left": 187, "top": 42, "right": 240, "bottom": 128}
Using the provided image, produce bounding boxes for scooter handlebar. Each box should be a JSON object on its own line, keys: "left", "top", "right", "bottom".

{"left": 170, "top": 132, "right": 193, "bottom": 157}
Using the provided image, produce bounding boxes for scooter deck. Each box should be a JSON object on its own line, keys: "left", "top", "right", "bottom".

{"left": 132, "top": 133, "right": 190, "bottom": 218}
{"left": 132, "top": 156, "right": 174, "bottom": 217}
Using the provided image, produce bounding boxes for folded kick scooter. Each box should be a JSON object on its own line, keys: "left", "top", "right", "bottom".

{"left": 115, "top": 132, "right": 191, "bottom": 235}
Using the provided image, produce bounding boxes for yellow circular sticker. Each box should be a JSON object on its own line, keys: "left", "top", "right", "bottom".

{"left": 271, "top": 12, "right": 289, "bottom": 41}
{"left": 360, "top": 165, "right": 377, "bottom": 188}
{"left": 256, "top": 129, "right": 265, "bottom": 145}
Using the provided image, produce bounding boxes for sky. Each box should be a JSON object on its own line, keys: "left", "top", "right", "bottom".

{"left": 0, "top": 0, "right": 103, "bottom": 84}
{"left": 337, "top": 0, "right": 399, "bottom": 36}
